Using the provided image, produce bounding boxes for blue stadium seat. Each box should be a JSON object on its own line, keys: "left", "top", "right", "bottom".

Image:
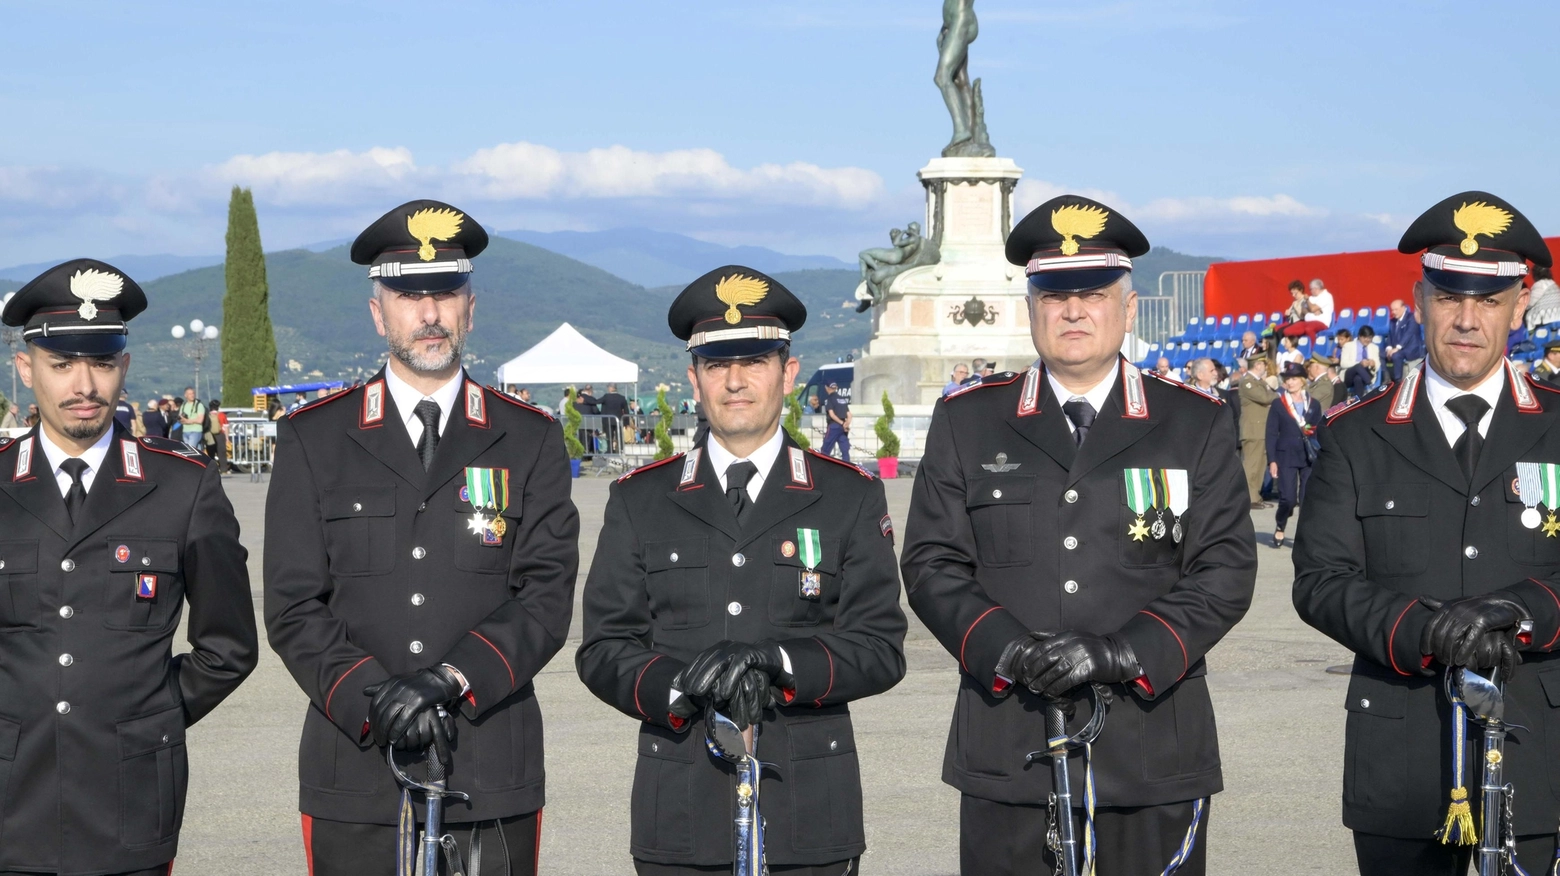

{"left": 1337, "top": 307, "right": 1353, "bottom": 328}
{"left": 1140, "top": 342, "right": 1161, "bottom": 369}
{"left": 1216, "top": 315, "right": 1234, "bottom": 341}
{"left": 1314, "top": 334, "right": 1333, "bottom": 357}
{"left": 1372, "top": 307, "right": 1390, "bottom": 335}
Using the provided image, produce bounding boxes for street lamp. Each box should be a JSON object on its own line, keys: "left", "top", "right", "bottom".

{"left": 172, "top": 319, "right": 220, "bottom": 399}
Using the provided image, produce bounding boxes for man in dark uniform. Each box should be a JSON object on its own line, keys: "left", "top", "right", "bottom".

{"left": 819, "top": 380, "right": 851, "bottom": 462}
{"left": 0, "top": 259, "right": 257, "bottom": 875}
{"left": 1293, "top": 191, "right": 1560, "bottom": 875}
{"left": 901, "top": 195, "right": 1257, "bottom": 876}
{"left": 264, "top": 200, "right": 579, "bottom": 875}
{"left": 576, "top": 265, "right": 907, "bottom": 875}
{"left": 1267, "top": 362, "right": 1322, "bottom": 549}
{"left": 1534, "top": 339, "right": 1560, "bottom": 386}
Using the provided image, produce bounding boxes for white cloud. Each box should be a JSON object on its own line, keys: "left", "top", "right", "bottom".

{"left": 207, "top": 147, "right": 419, "bottom": 206}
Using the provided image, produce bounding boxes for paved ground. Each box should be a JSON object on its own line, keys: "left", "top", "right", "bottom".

{"left": 169, "top": 475, "right": 1356, "bottom": 875}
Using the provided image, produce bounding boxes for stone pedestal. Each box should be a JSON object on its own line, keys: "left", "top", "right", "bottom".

{"left": 854, "top": 157, "right": 1037, "bottom": 411}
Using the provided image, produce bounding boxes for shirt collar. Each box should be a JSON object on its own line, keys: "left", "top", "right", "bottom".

{"left": 1046, "top": 360, "right": 1120, "bottom": 414}
{"left": 383, "top": 364, "right": 465, "bottom": 430}
{"left": 36, "top": 425, "right": 115, "bottom": 478}
{"left": 1423, "top": 359, "right": 1506, "bottom": 413}
{"left": 705, "top": 423, "right": 786, "bottom": 485}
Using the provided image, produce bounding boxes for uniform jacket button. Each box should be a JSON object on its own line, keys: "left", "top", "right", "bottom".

{"left": 1064, "top": 489, "right": 1079, "bottom": 504}
{"left": 727, "top": 601, "right": 743, "bottom": 616}
{"left": 732, "top": 553, "right": 745, "bottom": 567}
{"left": 1063, "top": 580, "right": 1079, "bottom": 593}
{"left": 1464, "top": 546, "right": 1479, "bottom": 559}
{"left": 59, "top": 606, "right": 73, "bottom": 619}
{"left": 411, "top": 593, "right": 425, "bottom": 606}
{"left": 1384, "top": 500, "right": 1395, "bottom": 510}
{"left": 410, "top": 641, "right": 424, "bottom": 654}
{"left": 1470, "top": 495, "right": 1481, "bottom": 506}
{"left": 60, "top": 559, "right": 75, "bottom": 573}
{"left": 1064, "top": 536, "right": 1078, "bottom": 550}
{"left": 670, "top": 552, "right": 679, "bottom": 563}
{"left": 1360, "top": 698, "right": 1370, "bottom": 709}
{"left": 55, "top": 701, "right": 70, "bottom": 715}
{"left": 352, "top": 502, "right": 363, "bottom": 512}
{"left": 992, "top": 489, "right": 1002, "bottom": 499}
{"left": 418, "top": 502, "right": 428, "bottom": 512}
{"left": 141, "top": 557, "right": 150, "bottom": 566}
{"left": 412, "top": 547, "right": 426, "bottom": 560}
{"left": 0, "top": 560, "right": 5, "bottom": 570}
{"left": 58, "top": 654, "right": 72, "bottom": 667}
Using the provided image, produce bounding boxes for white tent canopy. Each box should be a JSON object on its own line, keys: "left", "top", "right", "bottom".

{"left": 493, "top": 322, "right": 639, "bottom": 386}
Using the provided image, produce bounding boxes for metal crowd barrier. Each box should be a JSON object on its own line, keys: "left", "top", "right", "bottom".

{"left": 226, "top": 417, "right": 278, "bottom": 482}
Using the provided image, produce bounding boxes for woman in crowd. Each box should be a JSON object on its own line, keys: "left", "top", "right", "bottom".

{"left": 1266, "top": 362, "right": 1322, "bottom": 548}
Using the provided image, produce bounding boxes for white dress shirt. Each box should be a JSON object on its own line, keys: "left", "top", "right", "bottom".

{"left": 37, "top": 426, "right": 114, "bottom": 498}
{"left": 1310, "top": 289, "right": 1335, "bottom": 327}
{"left": 1046, "top": 360, "right": 1120, "bottom": 435}
{"left": 1422, "top": 361, "right": 1503, "bottom": 448}
{"left": 383, "top": 365, "right": 462, "bottom": 449}
{"left": 704, "top": 423, "right": 786, "bottom": 503}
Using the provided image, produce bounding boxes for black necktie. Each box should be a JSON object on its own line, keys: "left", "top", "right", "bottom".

{"left": 1062, "top": 398, "right": 1097, "bottom": 448}
{"left": 1446, "top": 394, "right": 1491, "bottom": 484}
{"left": 725, "top": 461, "right": 759, "bottom": 524}
{"left": 413, "top": 400, "right": 441, "bottom": 471}
{"left": 61, "top": 458, "right": 88, "bottom": 524}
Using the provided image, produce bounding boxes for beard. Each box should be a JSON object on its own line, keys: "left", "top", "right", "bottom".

{"left": 387, "top": 322, "right": 465, "bottom": 374}
{"left": 57, "top": 394, "right": 113, "bottom": 441}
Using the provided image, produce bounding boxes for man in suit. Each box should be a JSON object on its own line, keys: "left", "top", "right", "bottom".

{"left": 598, "top": 383, "right": 630, "bottom": 452}
{"left": 1307, "top": 353, "right": 1345, "bottom": 411}
{"left": 1238, "top": 357, "right": 1277, "bottom": 508}
{"left": 901, "top": 195, "right": 1256, "bottom": 875}
{"left": 1383, "top": 297, "right": 1426, "bottom": 383}
{"left": 577, "top": 266, "right": 907, "bottom": 876}
{"left": 140, "top": 397, "right": 168, "bottom": 438}
{"left": 0, "top": 259, "right": 257, "bottom": 876}
{"left": 1266, "top": 362, "right": 1322, "bottom": 548}
{"left": 1292, "top": 191, "right": 1560, "bottom": 874}
{"left": 264, "top": 200, "right": 580, "bottom": 876}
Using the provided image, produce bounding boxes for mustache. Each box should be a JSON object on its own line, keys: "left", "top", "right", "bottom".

{"left": 410, "top": 325, "right": 452, "bottom": 341}
{"left": 58, "top": 393, "right": 108, "bottom": 409}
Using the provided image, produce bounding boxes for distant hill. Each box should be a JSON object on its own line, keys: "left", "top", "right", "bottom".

{"left": 0, "top": 253, "right": 222, "bottom": 283}
{"left": 499, "top": 227, "right": 852, "bottom": 287}
{"left": 1130, "top": 247, "right": 1225, "bottom": 296}
{"left": 8, "top": 240, "right": 873, "bottom": 407}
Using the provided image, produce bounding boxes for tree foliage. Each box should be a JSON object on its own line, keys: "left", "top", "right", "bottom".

{"left": 784, "top": 386, "right": 811, "bottom": 450}
{"left": 220, "top": 186, "right": 278, "bottom": 405}
{"left": 653, "top": 385, "right": 675, "bottom": 460}
{"left": 874, "top": 391, "right": 899, "bottom": 459}
{"left": 563, "top": 387, "right": 585, "bottom": 459}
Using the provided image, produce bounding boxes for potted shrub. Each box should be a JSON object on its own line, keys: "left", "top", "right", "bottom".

{"left": 874, "top": 391, "right": 900, "bottom": 479}
{"left": 563, "top": 387, "right": 585, "bottom": 477}
{"left": 653, "top": 385, "right": 676, "bottom": 460}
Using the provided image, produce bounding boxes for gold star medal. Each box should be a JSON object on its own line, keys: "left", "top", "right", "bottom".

{"left": 1123, "top": 468, "right": 1154, "bottom": 541}
{"left": 1543, "top": 512, "right": 1560, "bottom": 539}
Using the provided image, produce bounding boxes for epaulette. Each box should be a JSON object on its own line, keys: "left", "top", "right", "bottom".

{"left": 1527, "top": 373, "right": 1560, "bottom": 396}
{"left": 138, "top": 435, "right": 209, "bottom": 466}
{"left": 616, "top": 452, "right": 684, "bottom": 484}
{"left": 806, "top": 448, "right": 875, "bottom": 479}
{"left": 944, "top": 371, "right": 1021, "bottom": 401}
{"left": 287, "top": 388, "right": 357, "bottom": 418}
{"left": 1142, "top": 370, "right": 1224, "bottom": 404}
{"left": 486, "top": 386, "right": 556, "bottom": 421}
{"left": 1325, "top": 384, "right": 1392, "bottom": 422}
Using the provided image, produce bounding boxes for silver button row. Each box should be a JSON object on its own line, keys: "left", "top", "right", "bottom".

{"left": 410, "top": 641, "right": 424, "bottom": 654}
{"left": 412, "top": 547, "right": 426, "bottom": 560}
{"left": 732, "top": 553, "right": 745, "bottom": 567}
{"left": 728, "top": 601, "right": 743, "bottom": 616}
{"left": 1064, "top": 490, "right": 1079, "bottom": 504}
{"left": 59, "top": 605, "right": 73, "bottom": 619}
{"left": 56, "top": 701, "right": 70, "bottom": 715}
{"left": 58, "top": 653, "right": 72, "bottom": 667}
{"left": 1063, "top": 580, "right": 1079, "bottom": 594}
{"left": 1464, "top": 546, "right": 1479, "bottom": 560}
{"left": 411, "top": 593, "right": 425, "bottom": 606}
{"left": 61, "top": 559, "right": 75, "bottom": 573}
{"left": 1063, "top": 536, "right": 1078, "bottom": 550}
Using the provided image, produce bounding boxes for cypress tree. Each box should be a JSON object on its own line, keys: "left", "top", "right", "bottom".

{"left": 221, "top": 187, "right": 278, "bottom": 409}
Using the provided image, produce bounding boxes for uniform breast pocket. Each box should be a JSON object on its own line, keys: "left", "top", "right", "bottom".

{"left": 321, "top": 484, "right": 396, "bottom": 576}
{"left": 768, "top": 533, "right": 842, "bottom": 627}
{"left": 1357, "top": 483, "right": 1429, "bottom": 576}
{"left": 0, "top": 540, "right": 39, "bottom": 630}
{"left": 453, "top": 493, "right": 523, "bottom": 574}
{"left": 103, "top": 537, "right": 183, "bottom": 631}
{"left": 645, "top": 538, "right": 711, "bottom": 630}
{"left": 967, "top": 474, "right": 1035, "bottom": 567}
{"left": 1117, "top": 480, "right": 1181, "bottom": 568}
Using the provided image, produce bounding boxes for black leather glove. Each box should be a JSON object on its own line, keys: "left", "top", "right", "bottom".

{"left": 993, "top": 632, "right": 1051, "bottom": 691}
{"left": 713, "top": 641, "right": 795, "bottom": 704}
{"left": 671, "top": 641, "right": 743, "bottom": 709}
{"left": 727, "top": 669, "right": 774, "bottom": 730}
{"left": 1028, "top": 631, "right": 1142, "bottom": 699}
{"left": 397, "top": 706, "right": 458, "bottom": 766}
{"left": 1420, "top": 595, "right": 1532, "bottom": 672}
{"left": 363, "top": 665, "right": 464, "bottom": 751}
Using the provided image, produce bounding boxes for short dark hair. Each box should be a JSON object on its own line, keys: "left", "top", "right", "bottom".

{"left": 1357, "top": 326, "right": 1374, "bottom": 339}
{"left": 1288, "top": 280, "right": 1305, "bottom": 292}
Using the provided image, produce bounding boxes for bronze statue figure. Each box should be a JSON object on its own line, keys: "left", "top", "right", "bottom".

{"left": 855, "top": 222, "right": 941, "bottom": 312}
{"left": 936, "top": 0, "right": 995, "bottom": 158}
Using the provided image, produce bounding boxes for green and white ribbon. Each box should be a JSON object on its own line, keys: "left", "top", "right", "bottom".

{"left": 797, "top": 528, "right": 822, "bottom": 572}
{"left": 1517, "top": 462, "right": 1560, "bottom": 510}
{"left": 1123, "top": 469, "right": 1156, "bottom": 516}
{"left": 465, "top": 466, "right": 509, "bottom": 513}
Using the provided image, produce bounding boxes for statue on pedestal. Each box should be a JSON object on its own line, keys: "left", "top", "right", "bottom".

{"left": 854, "top": 221, "right": 940, "bottom": 312}
{"left": 935, "top": 0, "right": 995, "bottom": 158}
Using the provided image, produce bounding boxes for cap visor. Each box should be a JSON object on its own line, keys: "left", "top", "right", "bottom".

{"left": 377, "top": 272, "right": 471, "bottom": 294}
{"left": 690, "top": 338, "right": 789, "bottom": 360}
{"left": 1027, "top": 268, "right": 1129, "bottom": 294}
{"left": 31, "top": 333, "right": 127, "bottom": 356}
{"left": 1422, "top": 267, "right": 1523, "bottom": 296}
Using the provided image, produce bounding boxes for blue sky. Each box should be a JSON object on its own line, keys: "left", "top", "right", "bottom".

{"left": 1, "top": 0, "right": 1557, "bottom": 268}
